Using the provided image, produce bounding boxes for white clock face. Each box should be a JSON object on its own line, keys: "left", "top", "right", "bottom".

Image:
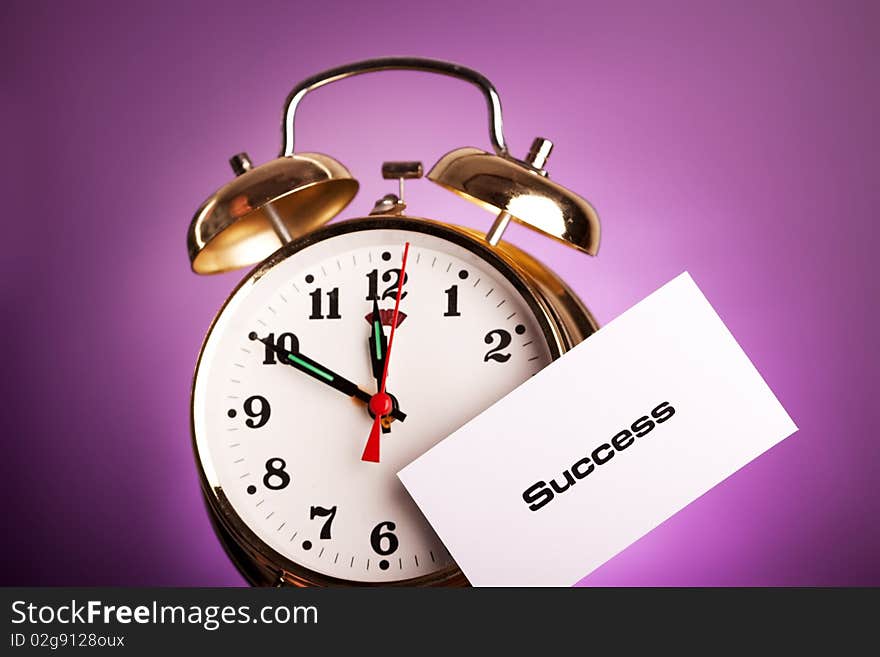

{"left": 193, "top": 222, "right": 555, "bottom": 583}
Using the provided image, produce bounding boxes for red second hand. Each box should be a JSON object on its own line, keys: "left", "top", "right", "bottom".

{"left": 361, "top": 242, "right": 410, "bottom": 463}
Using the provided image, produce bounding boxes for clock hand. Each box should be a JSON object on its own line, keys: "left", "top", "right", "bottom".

{"left": 260, "top": 337, "right": 369, "bottom": 400}
{"left": 368, "top": 297, "right": 388, "bottom": 387}
{"left": 257, "top": 336, "right": 406, "bottom": 422}
{"left": 367, "top": 297, "right": 396, "bottom": 435}
{"left": 362, "top": 242, "right": 410, "bottom": 463}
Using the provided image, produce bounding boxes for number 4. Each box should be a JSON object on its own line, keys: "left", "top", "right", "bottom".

{"left": 309, "top": 505, "right": 337, "bottom": 539}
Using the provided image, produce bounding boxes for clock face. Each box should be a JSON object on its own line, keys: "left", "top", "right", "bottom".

{"left": 193, "top": 221, "right": 556, "bottom": 583}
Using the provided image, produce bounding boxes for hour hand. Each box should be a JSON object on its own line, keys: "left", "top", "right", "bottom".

{"left": 256, "top": 335, "right": 406, "bottom": 422}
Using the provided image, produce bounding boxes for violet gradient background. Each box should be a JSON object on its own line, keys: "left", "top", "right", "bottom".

{"left": 2, "top": 0, "right": 877, "bottom": 586}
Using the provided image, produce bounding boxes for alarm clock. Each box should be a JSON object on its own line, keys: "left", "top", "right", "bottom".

{"left": 187, "top": 58, "right": 600, "bottom": 586}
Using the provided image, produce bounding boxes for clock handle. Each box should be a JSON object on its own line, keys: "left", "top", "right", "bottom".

{"left": 279, "top": 57, "right": 508, "bottom": 158}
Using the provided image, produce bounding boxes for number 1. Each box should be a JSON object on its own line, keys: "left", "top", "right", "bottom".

{"left": 444, "top": 285, "right": 461, "bottom": 316}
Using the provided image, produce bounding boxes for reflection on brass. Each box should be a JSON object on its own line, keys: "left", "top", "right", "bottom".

{"left": 187, "top": 154, "right": 358, "bottom": 274}
{"left": 428, "top": 146, "right": 600, "bottom": 255}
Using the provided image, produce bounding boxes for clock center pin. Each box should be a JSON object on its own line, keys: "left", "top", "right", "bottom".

{"left": 369, "top": 392, "right": 393, "bottom": 417}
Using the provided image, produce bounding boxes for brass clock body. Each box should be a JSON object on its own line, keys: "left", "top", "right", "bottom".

{"left": 187, "top": 58, "right": 601, "bottom": 586}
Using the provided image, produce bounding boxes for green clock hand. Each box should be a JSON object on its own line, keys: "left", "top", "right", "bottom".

{"left": 368, "top": 298, "right": 388, "bottom": 387}
{"left": 256, "top": 335, "right": 406, "bottom": 422}
{"left": 368, "top": 298, "right": 394, "bottom": 434}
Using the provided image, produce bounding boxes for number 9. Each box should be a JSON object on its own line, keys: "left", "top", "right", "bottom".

{"left": 243, "top": 395, "right": 271, "bottom": 428}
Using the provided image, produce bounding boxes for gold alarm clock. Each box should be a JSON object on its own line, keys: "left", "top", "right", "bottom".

{"left": 188, "top": 58, "right": 600, "bottom": 586}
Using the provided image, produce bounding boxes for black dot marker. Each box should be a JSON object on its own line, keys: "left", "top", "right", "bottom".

{"left": 246, "top": 485, "right": 257, "bottom": 495}
{"left": 302, "top": 540, "right": 312, "bottom": 550}
{"left": 227, "top": 409, "right": 237, "bottom": 418}
{"left": 515, "top": 324, "right": 526, "bottom": 335}
{"left": 248, "top": 331, "right": 258, "bottom": 341}
{"left": 458, "top": 270, "right": 469, "bottom": 280}
{"left": 381, "top": 251, "right": 391, "bottom": 261}
{"left": 305, "top": 274, "right": 314, "bottom": 284}
{"left": 379, "top": 559, "right": 390, "bottom": 570}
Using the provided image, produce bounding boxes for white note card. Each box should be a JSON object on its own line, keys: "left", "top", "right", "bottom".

{"left": 398, "top": 272, "right": 797, "bottom": 587}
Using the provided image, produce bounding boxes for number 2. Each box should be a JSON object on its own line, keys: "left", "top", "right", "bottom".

{"left": 483, "top": 329, "right": 512, "bottom": 363}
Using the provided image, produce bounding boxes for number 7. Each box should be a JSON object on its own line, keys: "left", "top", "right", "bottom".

{"left": 309, "top": 505, "right": 337, "bottom": 539}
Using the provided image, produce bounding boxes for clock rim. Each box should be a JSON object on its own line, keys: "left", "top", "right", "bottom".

{"left": 190, "top": 214, "right": 569, "bottom": 587}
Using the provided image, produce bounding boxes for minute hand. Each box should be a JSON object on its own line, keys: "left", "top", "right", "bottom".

{"left": 259, "top": 338, "right": 406, "bottom": 422}
{"left": 368, "top": 297, "right": 388, "bottom": 387}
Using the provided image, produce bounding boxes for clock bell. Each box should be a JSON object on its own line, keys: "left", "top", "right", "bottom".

{"left": 186, "top": 57, "right": 600, "bottom": 275}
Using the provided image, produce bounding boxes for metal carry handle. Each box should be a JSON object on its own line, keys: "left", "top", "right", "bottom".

{"left": 280, "top": 57, "right": 508, "bottom": 158}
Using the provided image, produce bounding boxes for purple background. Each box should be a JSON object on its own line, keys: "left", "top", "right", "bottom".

{"left": 3, "top": 0, "right": 877, "bottom": 586}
